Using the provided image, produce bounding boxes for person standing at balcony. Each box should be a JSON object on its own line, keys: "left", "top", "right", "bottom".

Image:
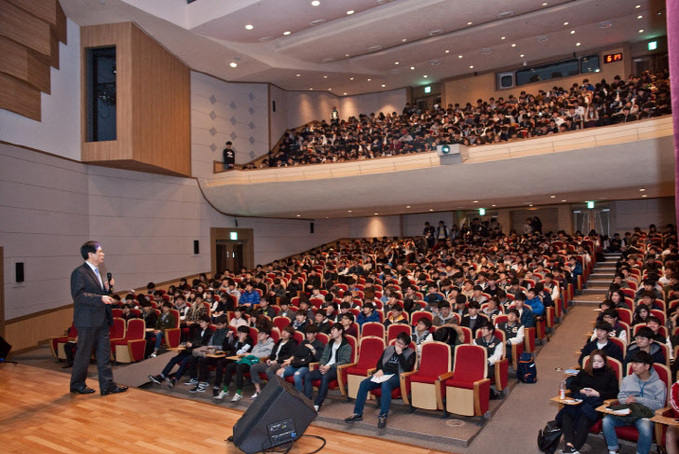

{"left": 223, "top": 141, "right": 235, "bottom": 170}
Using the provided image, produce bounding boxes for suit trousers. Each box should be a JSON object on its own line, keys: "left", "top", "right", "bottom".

{"left": 70, "top": 324, "right": 114, "bottom": 392}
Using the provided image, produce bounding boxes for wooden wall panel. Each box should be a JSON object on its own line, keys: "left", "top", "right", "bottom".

{"left": 81, "top": 22, "right": 134, "bottom": 162}
{"left": 81, "top": 22, "right": 190, "bottom": 176}
{"left": 0, "top": 72, "right": 41, "bottom": 120}
{"left": 130, "top": 25, "right": 191, "bottom": 176}
{"left": 0, "top": 0, "right": 52, "bottom": 56}
{"left": 5, "top": 0, "right": 67, "bottom": 43}
{"left": 4, "top": 306, "right": 73, "bottom": 352}
{"left": 0, "top": 37, "right": 51, "bottom": 93}
{"left": 0, "top": 247, "right": 4, "bottom": 338}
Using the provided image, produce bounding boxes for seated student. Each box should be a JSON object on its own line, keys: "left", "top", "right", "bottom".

{"left": 185, "top": 295, "right": 208, "bottom": 338}
{"left": 557, "top": 350, "right": 620, "bottom": 454}
{"left": 433, "top": 301, "right": 456, "bottom": 326}
{"left": 303, "top": 323, "right": 352, "bottom": 411}
{"left": 148, "top": 302, "right": 177, "bottom": 358}
{"left": 481, "top": 297, "right": 502, "bottom": 321}
{"left": 213, "top": 325, "right": 253, "bottom": 399}
{"left": 291, "top": 310, "right": 309, "bottom": 333}
{"left": 524, "top": 287, "right": 545, "bottom": 317}
{"left": 340, "top": 312, "right": 358, "bottom": 338}
{"left": 637, "top": 290, "right": 663, "bottom": 311}
{"left": 625, "top": 326, "right": 666, "bottom": 368}
{"left": 250, "top": 297, "right": 276, "bottom": 321}
{"left": 384, "top": 304, "right": 408, "bottom": 328}
{"left": 496, "top": 308, "right": 524, "bottom": 364}
{"left": 312, "top": 310, "right": 332, "bottom": 334}
{"left": 452, "top": 294, "right": 469, "bottom": 317}
{"left": 356, "top": 302, "right": 380, "bottom": 328}
{"left": 324, "top": 302, "right": 340, "bottom": 324}
{"left": 646, "top": 316, "right": 669, "bottom": 344}
{"left": 229, "top": 306, "right": 249, "bottom": 329}
{"left": 210, "top": 293, "right": 231, "bottom": 321}
{"left": 148, "top": 315, "right": 212, "bottom": 388}
{"left": 298, "top": 299, "right": 315, "bottom": 320}
{"left": 120, "top": 303, "right": 138, "bottom": 322}
{"left": 222, "top": 329, "right": 275, "bottom": 402}
{"left": 602, "top": 351, "right": 667, "bottom": 454}
{"left": 277, "top": 298, "right": 296, "bottom": 321}
{"left": 412, "top": 317, "right": 434, "bottom": 354}
{"left": 248, "top": 326, "right": 298, "bottom": 399}
{"left": 578, "top": 321, "right": 624, "bottom": 366}
{"left": 423, "top": 285, "right": 444, "bottom": 310}
{"left": 277, "top": 325, "right": 324, "bottom": 392}
{"left": 473, "top": 320, "right": 503, "bottom": 398}
{"left": 496, "top": 289, "right": 512, "bottom": 312}
{"left": 239, "top": 281, "right": 261, "bottom": 310}
{"left": 511, "top": 293, "right": 534, "bottom": 328}
{"left": 344, "top": 332, "right": 416, "bottom": 429}
{"left": 189, "top": 315, "right": 230, "bottom": 393}
{"left": 460, "top": 301, "right": 488, "bottom": 336}
{"left": 469, "top": 285, "right": 488, "bottom": 305}
{"left": 589, "top": 309, "right": 627, "bottom": 343}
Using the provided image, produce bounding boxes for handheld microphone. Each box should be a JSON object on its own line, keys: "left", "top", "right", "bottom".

{"left": 107, "top": 272, "right": 113, "bottom": 294}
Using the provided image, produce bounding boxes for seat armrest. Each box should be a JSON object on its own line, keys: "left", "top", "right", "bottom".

{"left": 366, "top": 367, "right": 377, "bottom": 375}
{"left": 438, "top": 371, "right": 455, "bottom": 381}
{"left": 656, "top": 406, "right": 674, "bottom": 417}
{"left": 309, "top": 362, "right": 320, "bottom": 371}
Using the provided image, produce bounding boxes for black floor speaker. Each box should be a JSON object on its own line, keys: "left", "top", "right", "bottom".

{"left": 0, "top": 336, "right": 12, "bottom": 361}
{"left": 232, "top": 375, "right": 316, "bottom": 454}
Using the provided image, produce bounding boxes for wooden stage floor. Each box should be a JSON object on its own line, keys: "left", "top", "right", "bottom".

{"left": 0, "top": 363, "right": 456, "bottom": 454}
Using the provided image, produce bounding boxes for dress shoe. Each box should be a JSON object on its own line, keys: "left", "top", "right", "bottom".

{"left": 70, "top": 385, "right": 95, "bottom": 394}
{"left": 101, "top": 385, "right": 128, "bottom": 396}
{"left": 62, "top": 363, "right": 73, "bottom": 369}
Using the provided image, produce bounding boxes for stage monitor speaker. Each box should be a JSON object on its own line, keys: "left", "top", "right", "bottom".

{"left": 232, "top": 376, "right": 316, "bottom": 454}
{"left": 0, "top": 336, "right": 12, "bottom": 361}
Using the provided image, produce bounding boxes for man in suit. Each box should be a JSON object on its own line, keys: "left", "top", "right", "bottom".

{"left": 70, "top": 241, "right": 128, "bottom": 395}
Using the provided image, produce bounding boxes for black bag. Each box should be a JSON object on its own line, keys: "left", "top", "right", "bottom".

{"left": 537, "top": 419, "right": 562, "bottom": 454}
{"left": 517, "top": 351, "right": 537, "bottom": 383}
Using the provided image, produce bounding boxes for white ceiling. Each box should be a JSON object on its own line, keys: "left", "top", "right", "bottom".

{"left": 60, "top": 0, "right": 667, "bottom": 96}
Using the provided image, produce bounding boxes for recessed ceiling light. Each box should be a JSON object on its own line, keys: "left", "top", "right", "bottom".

{"left": 343, "top": 92, "right": 347, "bottom": 95}
{"left": 402, "top": 38, "right": 407, "bottom": 42}
{"left": 550, "top": 195, "right": 556, "bottom": 198}
{"left": 576, "top": 42, "right": 581, "bottom": 46}
{"left": 637, "top": 15, "right": 643, "bottom": 19}
{"left": 469, "top": 65, "right": 474, "bottom": 69}
{"left": 492, "top": 204, "right": 496, "bottom": 207}
{"left": 639, "top": 188, "right": 646, "bottom": 191}
{"left": 458, "top": 55, "right": 463, "bottom": 58}
{"left": 283, "top": 31, "right": 291, "bottom": 35}
{"left": 561, "top": 199, "right": 566, "bottom": 202}
{"left": 635, "top": 4, "right": 641, "bottom": 8}
{"left": 309, "top": 88, "right": 313, "bottom": 90}
{"left": 350, "top": 77, "right": 354, "bottom": 80}
{"left": 406, "top": 205, "right": 411, "bottom": 208}
{"left": 570, "top": 30, "right": 575, "bottom": 34}
{"left": 296, "top": 214, "right": 301, "bottom": 217}
{"left": 229, "top": 62, "right": 238, "bottom": 68}
{"left": 410, "top": 66, "right": 415, "bottom": 70}
{"left": 348, "top": 210, "right": 352, "bottom": 213}
{"left": 467, "top": 21, "right": 473, "bottom": 25}
{"left": 511, "top": 43, "right": 516, "bottom": 47}
{"left": 639, "top": 29, "right": 644, "bottom": 33}
{"left": 429, "top": 209, "right": 434, "bottom": 212}
{"left": 423, "top": 75, "right": 428, "bottom": 78}
{"left": 374, "top": 213, "right": 378, "bottom": 215}
{"left": 328, "top": 88, "right": 332, "bottom": 91}
{"left": 520, "top": 54, "right": 525, "bottom": 58}
{"left": 542, "top": 2, "right": 548, "bottom": 5}
{"left": 311, "top": 0, "right": 320, "bottom": 5}
{"left": 367, "top": 78, "right": 371, "bottom": 81}
{"left": 445, "top": 50, "right": 450, "bottom": 53}
{"left": 642, "top": 194, "right": 648, "bottom": 198}
{"left": 473, "top": 200, "right": 478, "bottom": 203}
{"left": 245, "top": 24, "right": 254, "bottom": 30}
{"left": 347, "top": 10, "right": 355, "bottom": 15}
{"left": 296, "top": 73, "right": 301, "bottom": 77}
{"left": 563, "top": 21, "right": 569, "bottom": 26}
{"left": 529, "top": 204, "right": 533, "bottom": 207}
{"left": 501, "top": 36, "right": 506, "bottom": 40}
{"left": 381, "top": 84, "right": 386, "bottom": 87}
{"left": 395, "top": 61, "right": 399, "bottom": 65}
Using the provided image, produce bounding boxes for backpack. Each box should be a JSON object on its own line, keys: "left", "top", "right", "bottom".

{"left": 517, "top": 351, "right": 537, "bottom": 383}
{"left": 537, "top": 419, "right": 562, "bottom": 454}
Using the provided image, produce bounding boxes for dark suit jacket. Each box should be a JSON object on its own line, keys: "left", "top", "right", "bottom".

{"left": 71, "top": 263, "right": 112, "bottom": 327}
{"left": 269, "top": 339, "right": 298, "bottom": 362}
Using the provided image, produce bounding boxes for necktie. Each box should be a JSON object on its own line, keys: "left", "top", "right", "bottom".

{"left": 94, "top": 268, "right": 104, "bottom": 289}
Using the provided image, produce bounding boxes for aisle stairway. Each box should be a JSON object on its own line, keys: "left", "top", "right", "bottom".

{"left": 573, "top": 252, "right": 621, "bottom": 306}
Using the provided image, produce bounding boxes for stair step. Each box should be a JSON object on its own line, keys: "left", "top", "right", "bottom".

{"left": 581, "top": 288, "right": 608, "bottom": 295}
{"left": 589, "top": 274, "right": 614, "bottom": 280}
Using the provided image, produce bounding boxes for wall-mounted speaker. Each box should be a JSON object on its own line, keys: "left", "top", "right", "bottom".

{"left": 15, "top": 262, "right": 24, "bottom": 283}
{"left": 310, "top": 222, "right": 314, "bottom": 234}
{"left": 193, "top": 240, "right": 199, "bottom": 255}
